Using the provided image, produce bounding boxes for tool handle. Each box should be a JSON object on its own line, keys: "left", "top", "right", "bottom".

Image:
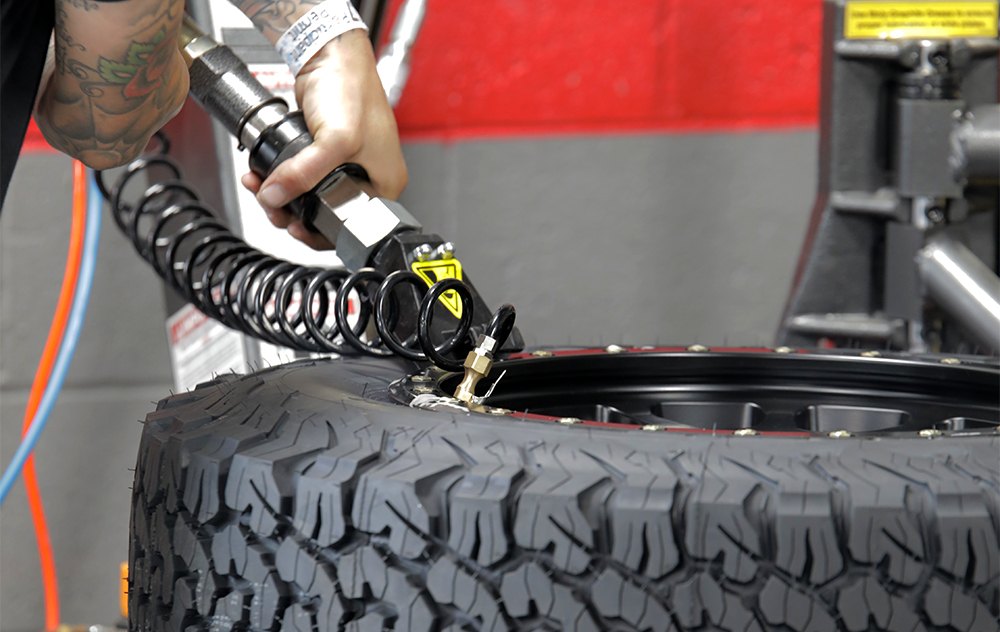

{"left": 244, "top": 107, "right": 369, "bottom": 224}
{"left": 179, "top": 15, "right": 369, "bottom": 226}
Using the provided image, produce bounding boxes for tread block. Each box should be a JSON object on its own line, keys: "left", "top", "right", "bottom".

{"left": 281, "top": 602, "right": 313, "bottom": 632}
{"left": 590, "top": 568, "right": 673, "bottom": 631}
{"left": 444, "top": 435, "right": 524, "bottom": 566}
{"left": 338, "top": 546, "right": 389, "bottom": 599}
{"left": 600, "top": 448, "right": 681, "bottom": 579}
{"left": 427, "top": 557, "right": 505, "bottom": 630}
{"left": 680, "top": 447, "right": 765, "bottom": 582}
{"left": 759, "top": 576, "right": 837, "bottom": 632}
{"left": 924, "top": 577, "right": 997, "bottom": 632}
{"left": 512, "top": 444, "right": 614, "bottom": 573}
{"left": 351, "top": 429, "right": 468, "bottom": 559}
{"left": 292, "top": 417, "right": 385, "bottom": 547}
{"left": 673, "top": 572, "right": 762, "bottom": 632}
{"left": 837, "top": 577, "right": 926, "bottom": 632}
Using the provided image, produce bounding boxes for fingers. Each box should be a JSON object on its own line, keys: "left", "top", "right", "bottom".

{"left": 254, "top": 67, "right": 405, "bottom": 201}
{"left": 257, "top": 130, "right": 360, "bottom": 209}
{"left": 241, "top": 172, "right": 262, "bottom": 193}
{"left": 238, "top": 29, "right": 408, "bottom": 252}
{"left": 243, "top": 171, "right": 294, "bottom": 229}
{"left": 287, "top": 221, "right": 334, "bottom": 250}
{"left": 241, "top": 171, "right": 333, "bottom": 250}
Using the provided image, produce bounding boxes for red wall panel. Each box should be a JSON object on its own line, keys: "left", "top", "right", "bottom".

{"left": 23, "top": 119, "right": 51, "bottom": 154}
{"left": 393, "top": 0, "right": 823, "bottom": 139}
{"left": 23, "top": 0, "right": 823, "bottom": 154}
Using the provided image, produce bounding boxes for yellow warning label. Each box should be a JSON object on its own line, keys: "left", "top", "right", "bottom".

{"left": 411, "top": 258, "right": 465, "bottom": 318}
{"left": 845, "top": 2, "right": 999, "bottom": 39}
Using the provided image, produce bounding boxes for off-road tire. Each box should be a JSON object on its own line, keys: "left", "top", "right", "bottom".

{"left": 129, "top": 357, "right": 1000, "bottom": 631}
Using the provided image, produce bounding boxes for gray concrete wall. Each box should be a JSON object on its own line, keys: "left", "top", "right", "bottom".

{"left": 1, "top": 152, "right": 175, "bottom": 628}
{"left": 0, "top": 130, "right": 817, "bottom": 628}
{"left": 400, "top": 133, "right": 817, "bottom": 347}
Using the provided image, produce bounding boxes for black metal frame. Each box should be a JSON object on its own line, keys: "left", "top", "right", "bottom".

{"left": 778, "top": 0, "right": 1000, "bottom": 355}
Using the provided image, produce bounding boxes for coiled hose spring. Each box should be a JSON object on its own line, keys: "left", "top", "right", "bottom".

{"left": 96, "top": 137, "right": 514, "bottom": 373}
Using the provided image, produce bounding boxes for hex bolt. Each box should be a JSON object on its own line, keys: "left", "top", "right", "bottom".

{"left": 530, "top": 350, "right": 554, "bottom": 357}
{"left": 860, "top": 350, "right": 881, "bottom": 358}
{"left": 925, "top": 207, "right": 945, "bottom": 225}
{"left": 605, "top": 344, "right": 626, "bottom": 354}
{"left": 828, "top": 430, "right": 853, "bottom": 439}
{"left": 436, "top": 242, "right": 456, "bottom": 260}
{"left": 487, "top": 407, "right": 511, "bottom": 416}
{"left": 774, "top": 346, "right": 795, "bottom": 354}
{"left": 919, "top": 428, "right": 943, "bottom": 438}
{"left": 687, "top": 344, "right": 709, "bottom": 352}
{"left": 559, "top": 417, "right": 581, "bottom": 425}
{"left": 940, "top": 358, "right": 962, "bottom": 365}
{"left": 410, "top": 375, "right": 433, "bottom": 383}
{"left": 413, "top": 386, "right": 435, "bottom": 394}
{"left": 413, "top": 244, "right": 433, "bottom": 262}
{"left": 733, "top": 428, "right": 759, "bottom": 437}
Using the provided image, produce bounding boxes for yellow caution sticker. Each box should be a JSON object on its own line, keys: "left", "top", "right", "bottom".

{"left": 845, "top": 2, "right": 999, "bottom": 39}
{"left": 412, "top": 258, "right": 464, "bottom": 318}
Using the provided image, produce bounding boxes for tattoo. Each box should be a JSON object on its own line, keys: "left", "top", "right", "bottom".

{"left": 96, "top": 28, "right": 173, "bottom": 99}
{"left": 64, "top": 0, "right": 98, "bottom": 10}
{"left": 37, "top": 0, "right": 187, "bottom": 168}
{"left": 54, "top": 4, "right": 86, "bottom": 74}
{"left": 229, "top": 0, "right": 323, "bottom": 39}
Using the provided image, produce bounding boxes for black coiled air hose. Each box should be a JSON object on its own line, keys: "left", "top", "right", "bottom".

{"left": 96, "top": 137, "right": 514, "bottom": 372}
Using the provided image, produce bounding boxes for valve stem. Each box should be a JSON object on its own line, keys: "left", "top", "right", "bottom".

{"left": 454, "top": 334, "right": 500, "bottom": 408}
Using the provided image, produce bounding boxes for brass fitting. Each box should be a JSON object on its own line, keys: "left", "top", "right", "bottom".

{"left": 454, "top": 334, "right": 500, "bottom": 407}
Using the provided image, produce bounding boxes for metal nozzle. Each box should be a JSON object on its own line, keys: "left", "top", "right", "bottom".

{"left": 175, "top": 15, "right": 282, "bottom": 145}
{"left": 179, "top": 15, "right": 215, "bottom": 67}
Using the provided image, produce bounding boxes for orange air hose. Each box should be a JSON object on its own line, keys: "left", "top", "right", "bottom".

{"left": 18, "top": 159, "right": 88, "bottom": 629}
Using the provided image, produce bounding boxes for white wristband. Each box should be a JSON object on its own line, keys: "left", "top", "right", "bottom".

{"left": 276, "top": 0, "right": 368, "bottom": 76}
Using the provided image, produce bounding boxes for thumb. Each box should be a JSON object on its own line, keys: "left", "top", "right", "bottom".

{"left": 257, "top": 131, "right": 359, "bottom": 208}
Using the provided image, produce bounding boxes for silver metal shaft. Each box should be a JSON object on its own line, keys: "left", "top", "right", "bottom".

{"left": 952, "top": 104, "right": 1000, "bottom": 185}
{"left": 375, "top": 0, "right": 427, "bottom": 107}
{"left": 916, "top": 234, "right": 1000, "bottom": 351}
{"left": 179, "top": 15, "right": 282, "bottom": 147}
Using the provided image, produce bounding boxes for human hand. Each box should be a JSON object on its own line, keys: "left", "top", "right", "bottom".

{"left": 242, "top": 30, "right": 408, "bottom": 250}
{"left": 36, "top": 0, "right": 188, "bottom": 170}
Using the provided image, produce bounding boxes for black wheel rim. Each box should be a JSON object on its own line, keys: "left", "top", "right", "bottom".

{"left": 393, "top": 348, "right": 1000, "bottom": 435}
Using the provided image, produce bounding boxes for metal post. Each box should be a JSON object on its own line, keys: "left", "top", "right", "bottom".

{"left": 953, "top": 104, "right": 1000, "bottom": 185}
{"left": 917, "top": 234, "right": 1000, "bottom": 350}
{"left": 376, "top": 0, "right": 427, "bottom": 107}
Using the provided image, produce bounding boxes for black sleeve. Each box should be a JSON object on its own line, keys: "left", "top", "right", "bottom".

{"left": 1, "top": 0, "right": 56, "bottom": 210}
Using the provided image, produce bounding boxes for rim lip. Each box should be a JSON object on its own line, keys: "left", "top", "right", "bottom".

{"left": 388, "top": 347, "right": 1000, "bottom": 438}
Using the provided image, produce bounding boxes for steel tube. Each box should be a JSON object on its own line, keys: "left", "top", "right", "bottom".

{"left": 953, "top": 105, "right": 1000, "bottom": 184}
{"left": 178, "top": 15, "right": 274, "bottom": 139}
{"left": 917, "top": 234, "right": 1000, "bottom": 350}
{"left": 375, "top": 0, "right": 427, "bottom": 107}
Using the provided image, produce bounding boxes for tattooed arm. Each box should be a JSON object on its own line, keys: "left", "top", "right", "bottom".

{"left": 35, "top": 0, "right": 189, "bottom": 170}
{"left": 231, "top": 0, "right": 407, "bottom": 249}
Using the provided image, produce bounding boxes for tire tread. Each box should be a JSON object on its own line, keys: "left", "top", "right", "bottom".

{"left": 130, "top": 360, "right": 1000, "bottom": 631}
